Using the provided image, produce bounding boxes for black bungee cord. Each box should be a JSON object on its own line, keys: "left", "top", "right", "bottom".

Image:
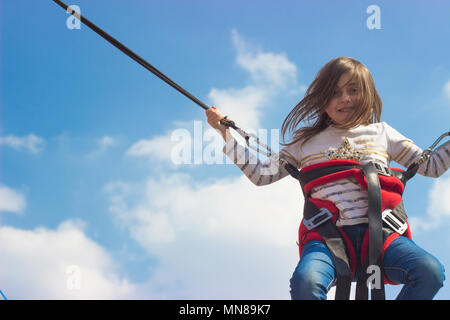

{"left": 52, "top": 0, "right": 448, "bottom": 164}
{"left": 52, "top": 0, "right": 274, "bottom": 158}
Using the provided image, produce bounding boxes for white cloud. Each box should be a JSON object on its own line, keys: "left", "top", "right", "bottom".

{"left": 85, "top": 136, "right": 117, "bottom": 159}
{"left": 409, "top": 172, "right": 450, "bottom": 233}
{"left": 0, "top": 185, "right": 26, "bottom": 214}
{"left": 207, "top": 30, "right": 300, "bottom": 131}
{"left": 428, "top": 174, "right": 450, "bottom": 218}
{"left": 443, "top": 80, "right": 450, "bottom": 102}
{"left": 126, "top": 122, "right": 228, "bottom": 167}
{"left": 98, "top": 136, "right": 115, "bottom": 150}
{"left": 104, "top": 172, "right": 303, "bottom": 299}
{"left": 208, "top": 85, "right": 268, "bottom": 130}
{"left": 127, "top": 134, "right": 174, "bottom": 160}
{"left": 0, "top": 134, "right": 45, "bottom": 153}
{"left": 0, "top": 220, "right": 136, "bottom": 299}
{"left": 126, "top": 132, "right": 189, "bottom": 168}
{"left": 231, "top": 29, "right": 298, "bottom": 88}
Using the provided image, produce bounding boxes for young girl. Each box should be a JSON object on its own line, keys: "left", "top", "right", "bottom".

{"left": 205, "top": 57, "right": 448, "bottom": 300}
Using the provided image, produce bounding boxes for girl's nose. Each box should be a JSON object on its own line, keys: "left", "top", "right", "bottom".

{"left": 340, "top": 91, "right": 351, "bottom": 103}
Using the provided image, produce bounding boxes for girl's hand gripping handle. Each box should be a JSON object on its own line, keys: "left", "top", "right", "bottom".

{"left": 205, "top": 106, "right": 231, "bottom": 141}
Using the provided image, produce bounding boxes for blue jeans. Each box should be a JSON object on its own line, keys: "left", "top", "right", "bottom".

{"left": 290, "top": 224, "right": 445, "bottom": 300}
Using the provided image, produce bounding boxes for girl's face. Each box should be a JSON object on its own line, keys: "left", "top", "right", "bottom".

{"left": 324, "top": 71, "right": 360, "bottom": 126}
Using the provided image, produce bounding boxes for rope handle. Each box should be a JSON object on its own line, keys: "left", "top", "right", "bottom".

{"left": 218, "top": 116, "right": 275, "bottom": 158}
{"left": 405, "top": 130, "right": 449, "bottom": 180}
{"left": 416, "top": 131, "right": 450, "bottom": 165}
{"left": 219, "top": 116, "right": 238, "bottom": 130}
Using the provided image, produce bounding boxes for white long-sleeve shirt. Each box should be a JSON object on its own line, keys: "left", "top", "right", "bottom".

{"left": 223, "top": 122, "right": 450, "bottom": 226}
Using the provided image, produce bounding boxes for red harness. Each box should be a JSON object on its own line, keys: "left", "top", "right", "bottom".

{"left": 283, "top": 159, "right": 416, "bottom": 299}
{"left": 298, "top": 160, "right": 412, "bottom": 283}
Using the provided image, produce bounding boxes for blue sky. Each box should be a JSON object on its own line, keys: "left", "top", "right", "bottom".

{"left": 1, "top": 0, "right": 450, "bottom": 299}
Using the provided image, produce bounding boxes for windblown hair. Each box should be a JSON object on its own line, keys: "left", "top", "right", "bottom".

{"left": 281, "top": 57, "right": 382, "bottom": 147}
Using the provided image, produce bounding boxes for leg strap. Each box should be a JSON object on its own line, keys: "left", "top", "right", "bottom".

{"left": 303, "top": 200, "right": 352, "bottom": 300}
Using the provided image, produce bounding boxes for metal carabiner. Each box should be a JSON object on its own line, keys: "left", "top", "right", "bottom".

{"left": 415, "top": 131, "right": 450, "bottom": 165}
{"left": 220, "top": 117, "right": 275, "bottom": 158}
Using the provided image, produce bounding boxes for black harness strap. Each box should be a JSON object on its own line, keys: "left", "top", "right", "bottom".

{"left": 355, "top": 199, "right": 409, "bottom": 300}
{"left": 303, "top": 200, "right": 352, "bottom": 300}
{"left": 355, "top": 266, "right": 369, "bottom": 300}
{"left": 361, "top": 163, "right": 386, "bottom": 300}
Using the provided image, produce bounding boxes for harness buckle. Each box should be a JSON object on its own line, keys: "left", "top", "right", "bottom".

{"left": 373, "top": 162, "right": 391, "bottom": 176}
{"left": 382, "top": 209, "right": 407, "bottom": 235}
{"left": 304, "top": 208, "right": 333, "bottom": 231}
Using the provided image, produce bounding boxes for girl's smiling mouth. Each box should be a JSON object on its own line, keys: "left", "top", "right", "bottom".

{"left": 337, "top": 106, "right": 355, "bottom": 113}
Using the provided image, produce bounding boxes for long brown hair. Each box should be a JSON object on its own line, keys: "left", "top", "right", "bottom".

{"left": 281, "top": 57, "right": 382, "bottom": 147}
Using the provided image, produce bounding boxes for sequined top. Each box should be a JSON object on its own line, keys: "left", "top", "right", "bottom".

{"left": 222, "top": 122, "right": 450, "bottom": 226}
